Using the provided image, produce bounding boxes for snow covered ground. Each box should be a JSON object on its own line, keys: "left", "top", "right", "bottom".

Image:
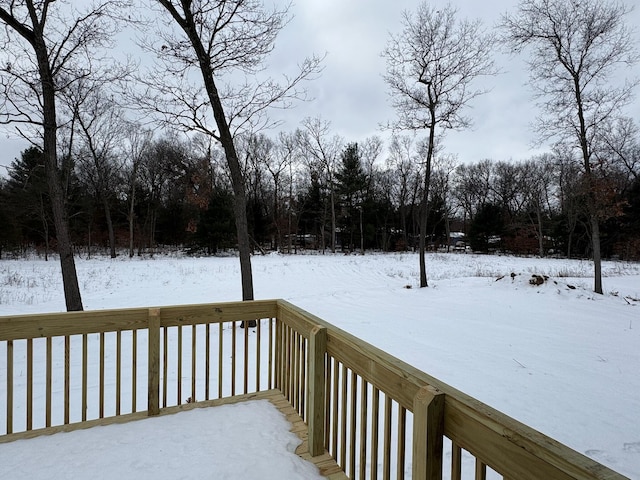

{"left": 0, "top": 251, "right": 639, "bottom": 478}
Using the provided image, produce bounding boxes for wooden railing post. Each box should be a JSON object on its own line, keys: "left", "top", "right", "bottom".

{"left": 307, "top": 325, "right": 327, "bottom": 457}
{"left": 412, "top": 385, "right": 445, "bottom": 480}
{"left": 148, "top": 308, "right": 161, "bottom": 416}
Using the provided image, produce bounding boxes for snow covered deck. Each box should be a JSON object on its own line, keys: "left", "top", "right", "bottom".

{"left": 1, "top": 390, "right": 346, "bottom": 479}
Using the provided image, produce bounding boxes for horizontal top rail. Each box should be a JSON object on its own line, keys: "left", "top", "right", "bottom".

{"left": 0, "top": 299, "right": 279, "bottom": 341}
{"left": 159, "top": 300, "right": 277, "bottom": 328}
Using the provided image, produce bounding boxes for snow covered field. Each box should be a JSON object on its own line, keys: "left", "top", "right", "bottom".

{"left": 0, "top": 251, "right": 639, "bottom": 478}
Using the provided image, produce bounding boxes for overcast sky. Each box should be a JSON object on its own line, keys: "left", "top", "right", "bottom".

{"left": 1, "top": 0, "right": 639, "bottom": 173}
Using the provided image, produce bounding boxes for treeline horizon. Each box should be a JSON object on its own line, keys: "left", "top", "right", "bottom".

{"left": 1, "top": 125, "right": 638, "bottom": 261}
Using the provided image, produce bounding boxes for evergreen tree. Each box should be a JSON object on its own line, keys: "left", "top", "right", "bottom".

{"left": 335, "top": 143, "right": 368, "bottom": 252}
{"left": 6, "top": 148, "right": 52, "bottom": 255}
{"left": 468, "top": 203, "right": 504, "bottom": 253}
{"left": 193, "top": 189, "right": 236, "bottom": 254}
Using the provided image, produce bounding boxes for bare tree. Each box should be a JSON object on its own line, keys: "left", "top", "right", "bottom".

{"left": 521, "top": 156, "right": 556, "bottom": 257}
{"left": 553, "top": 146, "right": 583, "bottom": 258}
{"left": 122, "top": 124, "right": 153, "bottom": 258}
{"left": 138, "top": 135, "right": 187, "bottom": 252}
{"left": 276, "top": 131, "right": 301, "bottom": 253}
{"left": 599, "top": 117, "right": 640, "bottom": 181}
{"left": 383, "top": 2, "right": 496, "bottom": 288}
{"left": 65, "top": 82, "right": 126, "bottom": 258}
{"left": 501, "top": 0, "right": 639, "bottom": 294}
{"left": 429, "top": 153, "right": 458, "bottom": 252}
{"left": 297, "top": 117, "right": 343, "bottom": 253}
{"left": 264, "top": 133, "right": 295, "bottom": 251}
{"left": 0, "top": 0, "right": 129, "bottom": 310}
{"left": 138, "top": 0, "right": 322, "bottom": 301}
{"left": 387, "top": 135, "right": 419, "bottom": 250}
{"left": 453, "top": 160, "right": 494, "bottom": 225}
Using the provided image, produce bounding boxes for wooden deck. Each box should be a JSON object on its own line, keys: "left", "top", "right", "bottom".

{"left": 0, "top": 389, "right": 347, "bottom": 480}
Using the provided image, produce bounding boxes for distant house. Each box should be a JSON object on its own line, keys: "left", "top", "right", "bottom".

{"left": 449, "top": 231, "right": 467, "bottom": 251}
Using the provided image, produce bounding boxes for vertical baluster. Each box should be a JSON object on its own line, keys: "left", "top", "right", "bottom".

{"left": 82, "top": 334, "right": 87, "bottom": 421}
{"left": 324, "top": 355, "right": 332, "bottom": 452}
{"left": 177, "top": 325, "right": 183, "bottom": 405}
{"left": 132, "top": 330, "right": 137, "bottom": 413}
{"left": 218, "top": 322, "right": 223, "bottom": 398}
{"left": 349, "top": 372, "right": 358, "bottom": 479}
{"left": 331, "top": 359, "right": 339, "bottom": 459}
{"left": 243, "top": 319, "right": 249, "bottom": 394}
{"left": 205, "top": 323, "right": 210, "bottom": 401}
{"left": 268, "top": 318, "right": 273, "bottom": 390}
{"left": 27, "top": 338, "right": 33, "bottom": 430}
{"left": 397, "top": 406, "right": 406, "bottom": 480}
{"left": 293, "top": 332, "right": 300, "bottom": 410}
{"left": 340, "top": 365, "right": 348, "bottom": 469}
{"left": 64, "top": 335, "right": 70, "bottom": 424}
{"left": 162, "top": 326, "right": 168, "bottom": 408}
{"left": 359, "top": 378, "right": 368, "bottom": 480}
{"left": 116, "top": 331, "right": 121, "bottom": 416}
{"left": 370, "top": 387, "right": 380, "bottom": 480}
{"left": 231, "top": 321, "right": 236, "bottom": 396}
{"left": 256, "top": 318, "right": 261, "bottom": 392}
{"left": 99, "top": 333, "right": 105, "bottom": 419}
{"left": 451, "top": 442, "right": 462, "bottom": 480}
{"left": 475, "top": 460, "right": 487, "bottom": 480}
{"left": 191, "top": 324, "right": 197, "bottom": 402}
{"left": 6, "top": 340, "right": 13, "bottom": 434}
{"left": 284, "top": 326, "right": 291, "bottom": 400}
{"left": 383, "top": 394, "right": 392, "bottom": 480}
{"left": 274, "top": 319, "right": 281, "bottom": 390}
{"left": 300, "top": 337, "right": 307, "bottom": 420}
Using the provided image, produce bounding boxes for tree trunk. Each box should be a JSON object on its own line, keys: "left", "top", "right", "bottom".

{"left": 418, "top": 119, "right": 436, "bottom": 288}
{"left": 360, "top": 206, "right": 364, "bottom": 254}
{"left": 273, "top": 178, "right": 279, "bottom": 252}
{"left": 48, "top": 170, "right": 83, "bottom": 310}
{"left": 418, "top": 201, "right": 428, "bottom": 287}
{"left": 103, "top": 196, "right": 116, "bottom": 258}
{"left": 445, "top": 215, "right": 451, "bottom": 253}
{"left": 40, "top": 196, "right": 49, "bottom": 261}
{"left": 176, "top": 12, "right": 255, "bottom": 304}
{"left": 330, "top": 186, "right": 336, "bottom": 253}
{"left": 590, "top": 213, "right": 603, "bottom": 294}
{"left": 129, "top": 185, "right": 136, "bottom": 258}
{"left": 575, "top": 78, "right": 603, "bottom": 294}
{"left": 536, "top": 203, "right": 544, "bottom": 257}
{"left": 400, "top": 203, "right": 408, "bottom": 250}
{"left": 34, "top": 33, "right": 83, "bottom": 311}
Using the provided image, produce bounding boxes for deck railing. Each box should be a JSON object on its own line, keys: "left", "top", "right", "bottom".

{"left": 0, "top": 300, "right": 629, "bottom": 480}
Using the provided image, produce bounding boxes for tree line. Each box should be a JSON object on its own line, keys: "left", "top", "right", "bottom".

{"left": 2, "top": 126, "right": 639, "bottom": 261}
{"left": 0, "top": 0, "right": 638, "bottom": 310}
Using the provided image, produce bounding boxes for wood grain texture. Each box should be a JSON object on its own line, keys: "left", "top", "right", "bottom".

{"left": 308, "top": 325, "right": 327, "bottom": 457}
{"left": 147, "top": 308, "right": 160, "bottom": 416}
{"left": 412, "top": 386, "right": 444, "bottom": 480}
